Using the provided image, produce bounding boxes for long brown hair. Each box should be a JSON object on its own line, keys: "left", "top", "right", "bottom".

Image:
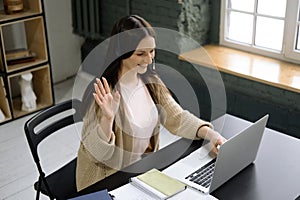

{"left": 102, "top": 15, "right": 169, "bottom": 104}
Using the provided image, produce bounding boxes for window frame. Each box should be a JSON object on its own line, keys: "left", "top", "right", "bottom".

{"left": 284, "top": 0, "right": 300, "bottom": 60}
{"left": 219, "top": 0, "right": 300, "bottom": 64}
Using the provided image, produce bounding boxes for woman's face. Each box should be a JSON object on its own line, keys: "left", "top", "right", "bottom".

{"left": 121, "top": 36, "right": 155, "bottom": 75}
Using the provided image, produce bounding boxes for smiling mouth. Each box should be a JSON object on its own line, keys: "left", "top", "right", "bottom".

{"left": 138, "top": 64, "right": 147, "bottom": 68}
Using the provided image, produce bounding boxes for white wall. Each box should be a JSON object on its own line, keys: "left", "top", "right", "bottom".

{"left": 43, "top": 0, "right": 84, "bottom": 83}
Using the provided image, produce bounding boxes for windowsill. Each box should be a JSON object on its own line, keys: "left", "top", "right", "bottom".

{"left": 178, "top": 44, "right": 300, "bottom": 93}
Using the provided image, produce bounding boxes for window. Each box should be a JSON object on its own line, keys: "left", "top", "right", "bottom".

{"left": 220, "top": 0, "right": 300, "bottom": 63}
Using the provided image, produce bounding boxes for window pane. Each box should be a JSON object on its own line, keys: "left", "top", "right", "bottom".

{"left": 255, "top": 16, "right": 284, "bottom": 51}
{"left": 227, "top": 11, "right": 253, "bottom": 44}
{"left": 257, "top": 0, "right": 286, "bottom": 17}
{"left": 229, "top": 0, "right": 255, "bottom": 12}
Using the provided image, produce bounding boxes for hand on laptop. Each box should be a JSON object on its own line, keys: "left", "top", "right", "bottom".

{"left": 198, "top": 126, "right": 227, "bottom": 154}
{"left": 210, "top": 134, "right": 227, "bottom": 154}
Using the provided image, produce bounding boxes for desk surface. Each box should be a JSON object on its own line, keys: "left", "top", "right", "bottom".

{"left": 80, "top": 114, "right": 300, "bottom": 200}
{"left": 211, "top": 114, "right": 300, "bottom": 200}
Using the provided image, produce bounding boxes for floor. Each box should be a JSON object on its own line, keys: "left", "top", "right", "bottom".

{"left": 0, "top": 72, "right": 179, "bottom": 200}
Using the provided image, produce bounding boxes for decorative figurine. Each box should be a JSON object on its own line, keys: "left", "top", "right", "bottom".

{"left": 19, "top": 72, "right": 37, "bottom": 111}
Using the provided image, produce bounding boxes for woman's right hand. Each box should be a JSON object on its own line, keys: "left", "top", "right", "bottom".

{"left": 93, "top": 77, "right": 120, "bottom": 121}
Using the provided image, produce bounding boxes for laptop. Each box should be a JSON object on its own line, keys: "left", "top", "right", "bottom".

{"left": 164, "top": 114, "right": 269, "bottom": 194}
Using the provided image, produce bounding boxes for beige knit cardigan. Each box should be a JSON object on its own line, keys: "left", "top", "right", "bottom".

{"left": 76, "top": 83, "right": 212, "bottom": 191}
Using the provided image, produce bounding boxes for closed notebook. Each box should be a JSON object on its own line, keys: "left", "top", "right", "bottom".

{"left": 130, "top": 168, "right": 186, "bottom": 199}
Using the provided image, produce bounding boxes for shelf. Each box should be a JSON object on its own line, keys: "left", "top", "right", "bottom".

{"left": 0, "top": 16, "right": 48, "bottom": 73}
{"left": 3, "top": 58, "right": 47, "bottom": 72}
{"left": 0, "top": 0, "right": 42, "bottom": 23}
{"left": 0, "top": 0, "right": 53, "bottom": 124}
{"left": 7, "top": 65, "right": 53, "bottom": 118}
{"left": 179, "top": 44, "right": 300, "bottom": 94}
{"left": 0, "top": 75, "right": 11, "bottom": 123}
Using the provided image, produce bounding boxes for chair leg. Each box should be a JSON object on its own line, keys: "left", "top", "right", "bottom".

{"left": 35, "top": 176, "right": 55, "bottom": 200}
{"left": 35, "top": 190, "right": 40, "bottom": 200}
{"left": 35, "top": 177, "right": 42, "bottom": 200}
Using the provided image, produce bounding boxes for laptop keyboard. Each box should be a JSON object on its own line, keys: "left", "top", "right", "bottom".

{"left": 185, "top": 158, "right": 217, "bottom": 188}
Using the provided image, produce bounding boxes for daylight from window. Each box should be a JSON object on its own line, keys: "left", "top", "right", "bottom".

{"left": 255, "top": 16, "right": 284, "bottom": 51}
{"left": 222, "top": 0, "right": 300, "bottom": 62}
{"left": 227, "top": 0, "right": 286, "bottom": 51}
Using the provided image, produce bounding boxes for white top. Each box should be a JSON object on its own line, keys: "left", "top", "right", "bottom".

{"left": 120, "top": 78, "right": 158, "bottom": 163}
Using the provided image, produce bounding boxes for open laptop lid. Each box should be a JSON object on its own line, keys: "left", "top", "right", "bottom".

{"left": 209, "top": 114, "right": 269, "bottom": 193}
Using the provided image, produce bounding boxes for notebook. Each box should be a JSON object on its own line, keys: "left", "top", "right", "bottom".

{"left": 130, "top": 168, "right": 186, "bottom": 199}
{"left": 164, "top": 114, "right": 269, "bottom": 194}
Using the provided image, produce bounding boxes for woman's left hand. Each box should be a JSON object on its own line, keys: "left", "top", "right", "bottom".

{"left": 198, "top": 126, "right": 227, "bottom": 154}
{"left": 210, "top": 133, "right": 227, "bottom": 154}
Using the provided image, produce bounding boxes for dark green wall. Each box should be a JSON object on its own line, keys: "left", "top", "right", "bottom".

{"left": 80, "top": 0, "right": 300, "bottom": 139}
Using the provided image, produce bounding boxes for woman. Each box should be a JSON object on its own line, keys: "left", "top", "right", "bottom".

{"left": 76, "top": 15, "right": 226, "bottom": 191}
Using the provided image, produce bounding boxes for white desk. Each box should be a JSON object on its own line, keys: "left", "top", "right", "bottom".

{"left": 110, "top": 179, "right": 218, "bottom": 200}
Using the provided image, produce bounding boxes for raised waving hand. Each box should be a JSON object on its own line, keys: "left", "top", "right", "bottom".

{"left": 93, "top": 77, "right": 120, "bottom": 125}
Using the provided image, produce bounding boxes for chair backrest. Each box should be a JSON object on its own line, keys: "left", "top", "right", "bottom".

{"left": 24, "top": 99, "right": 83, "bottom": 198}
{"left": 24, "top": 99, "right": 83, "bottom": 164}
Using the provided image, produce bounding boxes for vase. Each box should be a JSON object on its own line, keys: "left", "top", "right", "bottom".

{"left": 3, "top": 0, "right": 23, "bottom": 14}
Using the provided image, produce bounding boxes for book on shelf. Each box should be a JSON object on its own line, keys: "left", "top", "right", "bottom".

{"left": 130, "top": 168, "right": 187, "bottom": 199}
{"left": 5, "top": 48, "right": 30, "bottom": 60}
{"left": 5, "top": 48, "right": 36, "bottom": 65}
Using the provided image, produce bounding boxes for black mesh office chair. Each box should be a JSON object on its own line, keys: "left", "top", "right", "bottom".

{"left": 24, "top": 99, "right": 84, "bottom": 199}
